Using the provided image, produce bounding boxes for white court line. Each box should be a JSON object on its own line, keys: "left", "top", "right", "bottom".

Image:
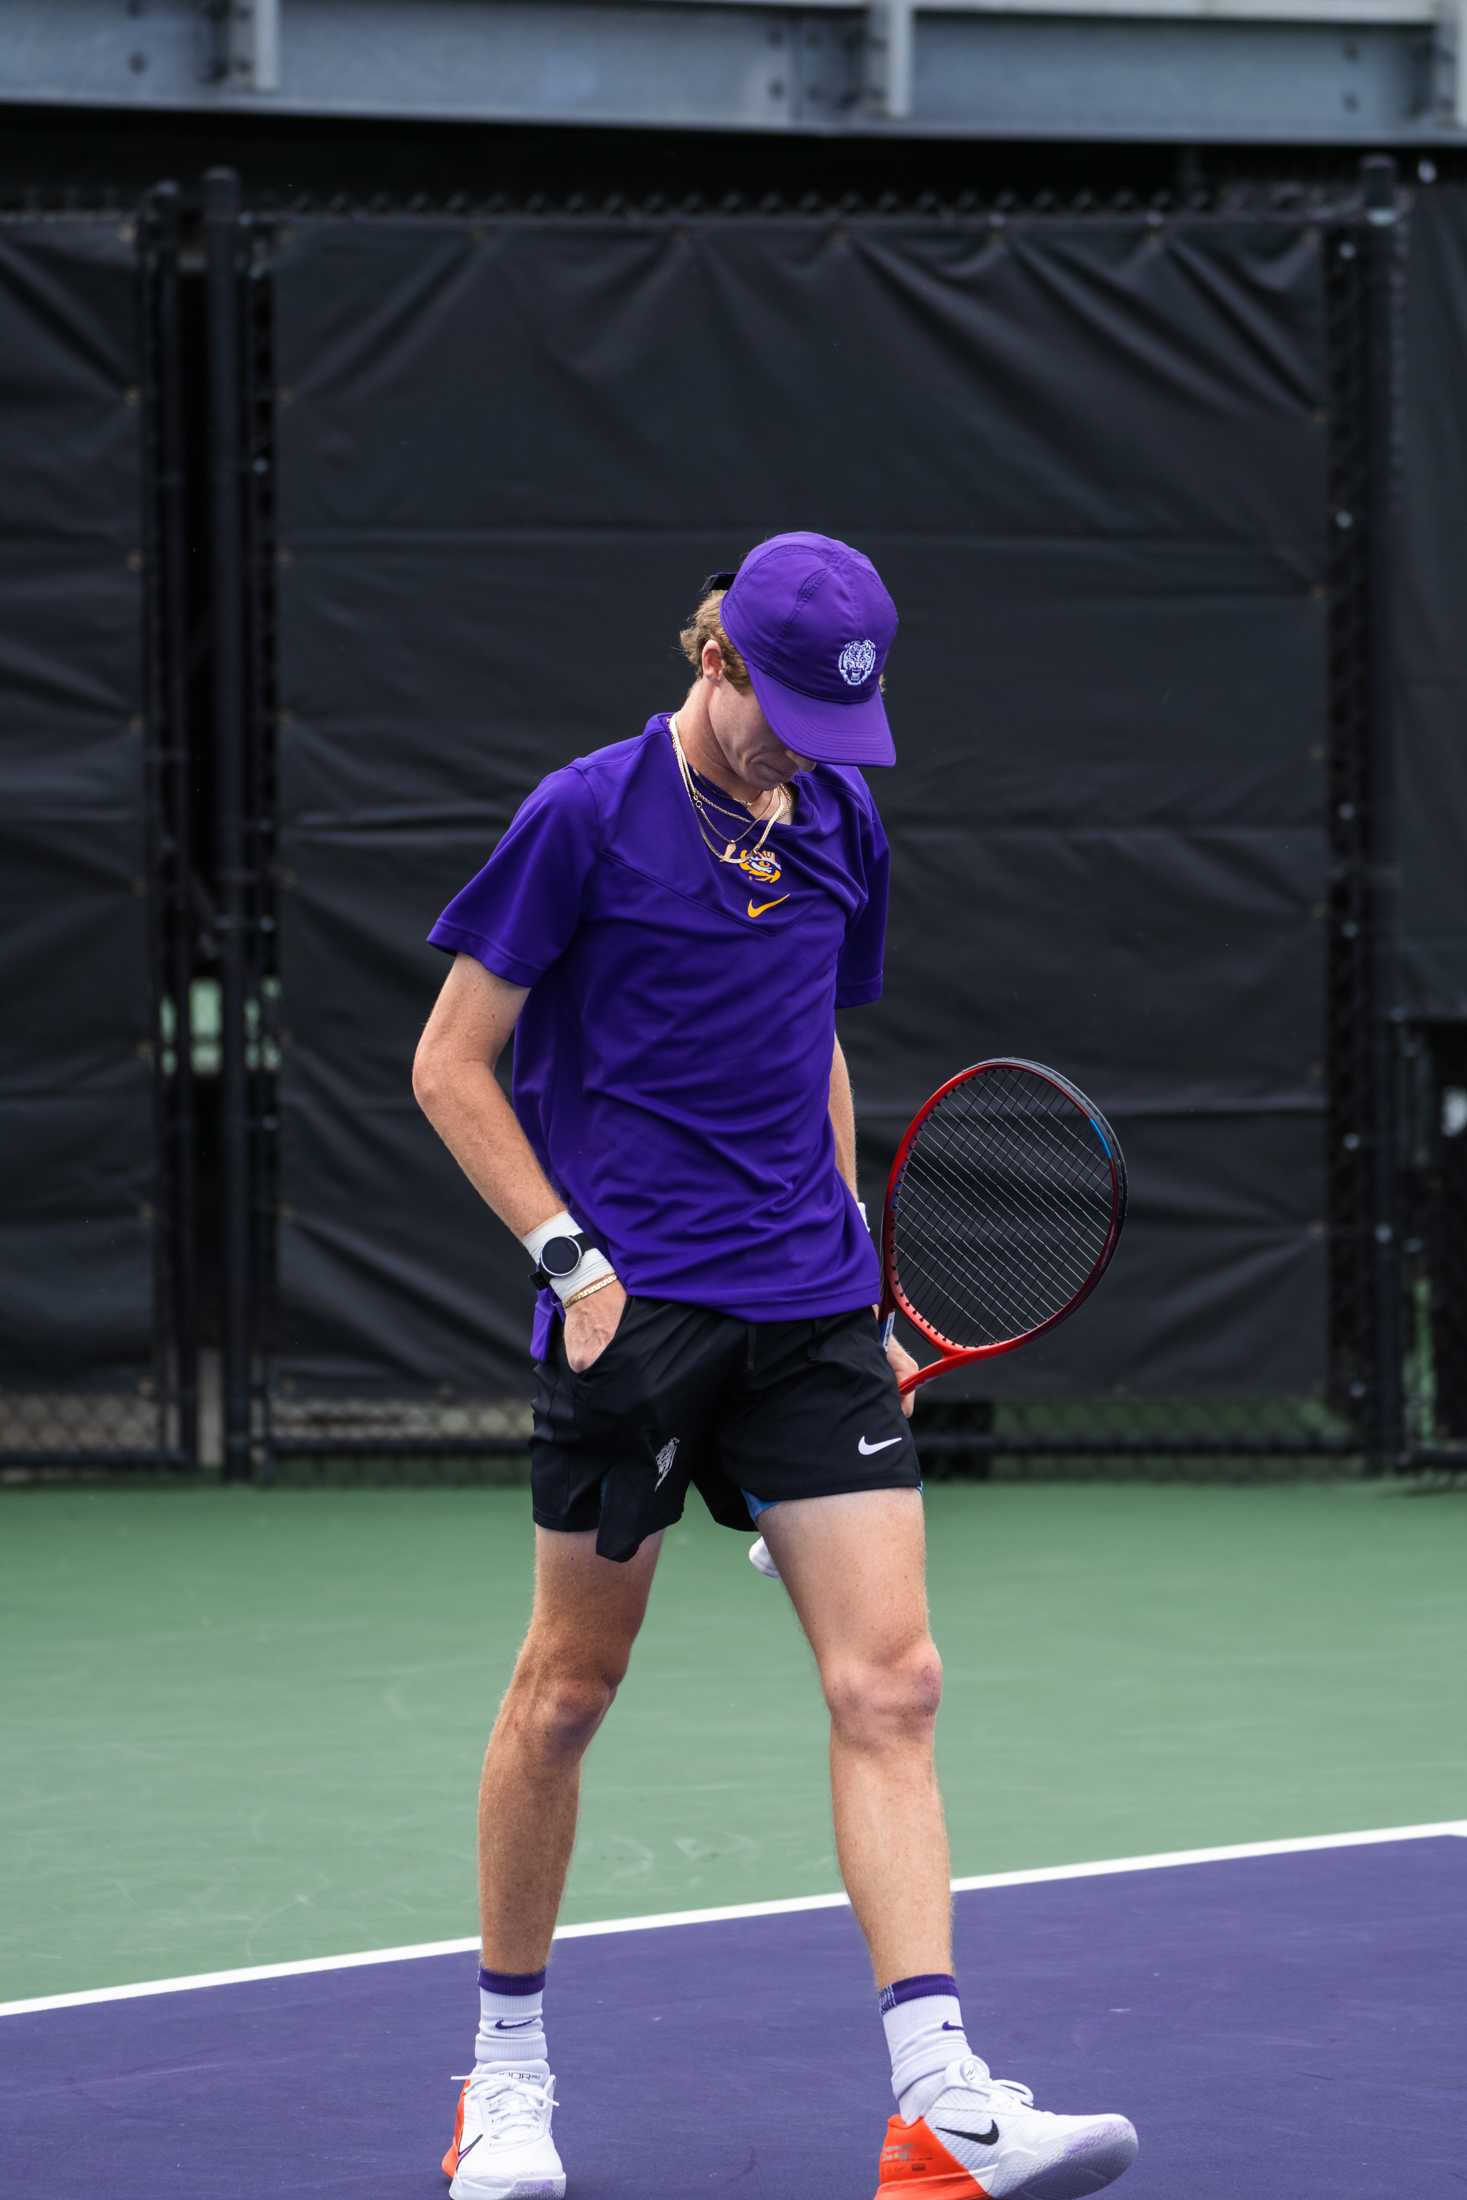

{"left": 2, "top": 1817, "right": 1462, "bottom": 2023}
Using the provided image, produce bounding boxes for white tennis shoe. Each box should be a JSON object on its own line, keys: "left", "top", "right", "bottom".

{"left": 748, "top": 1534, "right": 780, "bottom": 1579}
{"left": 876, "top": 2056, "right": 1138, "bottom": 2200}
{"left": 442, "top": 2065, "right": 565, "bottom": 2200}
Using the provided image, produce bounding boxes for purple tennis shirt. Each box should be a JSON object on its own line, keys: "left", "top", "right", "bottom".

{"left": 427, "top": 714, "right": 888, "bottom": 1358}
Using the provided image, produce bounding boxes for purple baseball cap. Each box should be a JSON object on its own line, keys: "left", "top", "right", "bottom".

{"left": 719, "top": 531, "right": 898, "bottom": 767}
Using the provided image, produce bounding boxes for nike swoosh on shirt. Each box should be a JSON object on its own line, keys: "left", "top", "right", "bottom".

{"left": 858, "top": 1434, "right": 904, "bottom": 1455}
{"left": 747, "top": 895, "right": 790, "bottom": 918}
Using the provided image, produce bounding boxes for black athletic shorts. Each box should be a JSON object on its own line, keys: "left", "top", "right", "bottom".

{"left": 529, "top": 1297, "right": 922, "bottom": 1563}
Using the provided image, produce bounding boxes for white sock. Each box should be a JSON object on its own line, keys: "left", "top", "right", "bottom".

{"left": 879, "top": 1972, "right": 976, "bottom": 2123}
{"left": 474, "top": 1964, "right": 548, "bottom": 2073}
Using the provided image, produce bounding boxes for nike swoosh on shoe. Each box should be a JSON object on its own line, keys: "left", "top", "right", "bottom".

{"left": 936, "top": 2121, "right": 999, "bottom": 2147}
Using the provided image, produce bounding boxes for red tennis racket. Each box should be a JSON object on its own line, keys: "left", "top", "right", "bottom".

{"left": 879, "top": 1058, "right": 1127, "bottom": 1395}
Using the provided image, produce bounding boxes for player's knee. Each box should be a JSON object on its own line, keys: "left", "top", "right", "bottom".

{"left": 825, "top": 1640, "right": 943, "bottom": 1745}
{"left": 509, "top": 1651, "right": 622, "bottom": 1757}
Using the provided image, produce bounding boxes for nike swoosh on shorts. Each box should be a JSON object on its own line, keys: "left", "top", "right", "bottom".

{"left": 858, "top": 1435, "right": 904, "bottom": 1455}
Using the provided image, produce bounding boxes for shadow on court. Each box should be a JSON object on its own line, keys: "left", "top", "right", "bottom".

{"left": 3, "top": 1839, "right": 1461, "bottom": 2197}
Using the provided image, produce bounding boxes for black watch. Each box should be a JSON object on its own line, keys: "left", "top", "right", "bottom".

{"left": 533, "top": 1231, "right": 591, "bottom": 1288}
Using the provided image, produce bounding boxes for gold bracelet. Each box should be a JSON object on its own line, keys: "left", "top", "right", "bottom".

{"left": 563, "top": 1272, "right": 619, "bottom": 1310}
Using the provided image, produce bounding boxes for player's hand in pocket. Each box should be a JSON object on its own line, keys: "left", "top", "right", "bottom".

{"left": 563, "top": 1279, "right": 628, "bottom": 1375}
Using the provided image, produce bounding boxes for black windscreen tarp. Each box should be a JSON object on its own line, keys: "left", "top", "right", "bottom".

{"left": 1394, "top": 185, "right": 1467, "bottom": 1021}
{"left": 272, "top": 214, "right": 1330, "bottom": 1401}
{"left": 0, "top": 223, "right": 155, "bottom": 1388}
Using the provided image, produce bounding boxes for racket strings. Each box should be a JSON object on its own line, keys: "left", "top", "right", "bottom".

{"left": 913, "top": 1108, "right": 1104, "bottom": 1319}
{"left": 901, "top": 1127, "right": 1104, "bottom": 1340}
{"left": 898, "top": 1130, "right": 1100, "bottom": 1344}
{"left": 901, "top": 1144, "right": 1093, "bottom": 1342}
{"left": 913, "top": 1113, "right": 1102, "bottom": 1275}
{"left": 891, "top": 1066, "right": 1116, "bottom": 1350}
{"left": 905, "top": 1142, "right": 1092, "bottom": 1331}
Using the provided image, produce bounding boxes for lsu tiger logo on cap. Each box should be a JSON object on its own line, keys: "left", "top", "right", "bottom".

{"left": 837, "top": 637, "right": 877, "bottom": 688}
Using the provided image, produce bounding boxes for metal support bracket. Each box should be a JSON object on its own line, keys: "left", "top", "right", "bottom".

{"left": 864, "top": 0, "right": 915, "bottom": 119}
{"left": 225, "top": 0, "right": 281, "bottom": 93}
{"left": 1432, "top": 0, "right": 1467, "bottom": 127}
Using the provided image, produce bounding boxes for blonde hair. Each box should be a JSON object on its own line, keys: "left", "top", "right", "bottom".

{"left": 678, "top": 588, "right": 753, "bottom": 693}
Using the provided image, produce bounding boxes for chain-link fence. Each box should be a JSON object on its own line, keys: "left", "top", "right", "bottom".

{"left": 6, "top": 157, "right": 1465, "bottom": 1484}
{"left": 0, "top": 196, "right": 197, "bottom": 1477}
{"left": 230, "top": 165, "right": 1443, "bottom": 1485}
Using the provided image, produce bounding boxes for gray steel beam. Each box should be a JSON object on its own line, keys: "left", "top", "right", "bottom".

{"left": 904, "top": 13, "right": 1431, "bottom": 138}
{"left": 1, "top": 0, "right": 1462, "bottom": 142}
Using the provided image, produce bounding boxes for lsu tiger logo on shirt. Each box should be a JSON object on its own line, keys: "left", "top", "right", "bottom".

{"left": 736, "top": 848, "right": 781, "bottom": 885}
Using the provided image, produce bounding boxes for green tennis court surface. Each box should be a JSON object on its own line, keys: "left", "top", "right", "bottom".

{"left": 3, "top": 1481, "right": 1463, "bottom": 2003}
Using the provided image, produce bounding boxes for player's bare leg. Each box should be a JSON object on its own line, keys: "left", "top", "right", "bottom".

{"left": 760, "top": 1488, "right": 1137, "bottom": 2199}
{"left": 758, "top": 1487, "right": 950, "bottom": 1983}
{"left": 478, "top": 1524, "right": 663, "bottom": 1969}
{"left": 446, "top": 1525, "right": 662, "bottom": 2200}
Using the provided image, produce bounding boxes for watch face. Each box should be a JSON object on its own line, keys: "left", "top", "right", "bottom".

{"left": 539, "top": 1234, "right": 582, "bottom": 1280}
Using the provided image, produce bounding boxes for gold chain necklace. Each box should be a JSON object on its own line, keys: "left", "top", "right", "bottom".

{"left": 668, "top": 714, "right": 788, "bottom": 866}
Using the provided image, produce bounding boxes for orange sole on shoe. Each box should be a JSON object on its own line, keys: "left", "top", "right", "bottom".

{"left": 442, "top": 2080, "right": 469, "bottom": 2175}
{"left": 875, "top": 2115, "right": 991, "bottom": 2200}
{"left": 879, "top": 2112, "right": 994, "bottom": 2200}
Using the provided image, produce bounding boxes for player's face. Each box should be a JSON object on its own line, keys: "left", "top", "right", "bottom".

{"left": 707, "top": 669, "right": 813, "bottom": 791}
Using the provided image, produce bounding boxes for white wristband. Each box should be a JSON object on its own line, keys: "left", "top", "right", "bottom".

{"left": 519, "top": 1209, "right": 617, "bottom": 1306}
{"left": 519, "top": 1209, "right": 581, "bottom": 1265}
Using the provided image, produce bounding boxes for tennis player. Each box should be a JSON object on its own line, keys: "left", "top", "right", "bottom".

{"left": 413, "top": 532, "right": 1138, "bottom": 2200}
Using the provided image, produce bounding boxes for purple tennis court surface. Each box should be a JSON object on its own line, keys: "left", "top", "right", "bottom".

{"left": 4, "top": 1837, "right": 1461, "bottom": 2198}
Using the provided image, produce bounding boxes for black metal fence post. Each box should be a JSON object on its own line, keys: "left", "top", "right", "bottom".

{"left": 150, "top": 179, "right": 200, "bottom": 1468}
{"left": 241, "top": 214, "right": 281, "bottom": 1483}
{"left": 204, "top": 167, "right": 254, "bottom": 1481}
{"left": 1361, "top": 152, "right": 1406, "bottom": 1475}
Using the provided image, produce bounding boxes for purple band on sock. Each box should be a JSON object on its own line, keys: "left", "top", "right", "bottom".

{"left": 479, "top": 1966, "right": 546, "bottom": 1996}
{"left": 878, "top": 1973, "right": 958, "bottom": 2014}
